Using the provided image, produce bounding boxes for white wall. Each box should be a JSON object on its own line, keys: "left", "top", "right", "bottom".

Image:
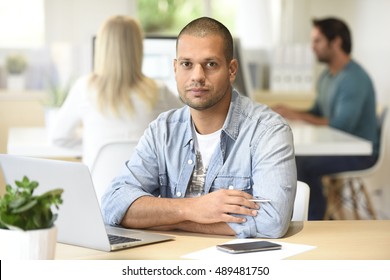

{"left": 44, "top": 0, "right": 135, "bottom": 84}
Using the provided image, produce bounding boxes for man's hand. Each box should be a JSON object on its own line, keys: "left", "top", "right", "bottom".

{"left": 273, "top": 105, "right": 301, "bottom": 120}
{"left": 182, "top": 189, "right": 260, "bottom": 224}
{"left": 273, "top": 104, "right": 329, "bottom": 125}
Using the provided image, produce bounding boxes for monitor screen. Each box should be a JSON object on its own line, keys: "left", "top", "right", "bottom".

{"left": 142, "top": 36, "right": 177, "bottom": 95}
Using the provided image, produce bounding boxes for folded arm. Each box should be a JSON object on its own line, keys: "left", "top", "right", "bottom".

{"left": 120, "top": 189, "right": 260, "bottom": 235}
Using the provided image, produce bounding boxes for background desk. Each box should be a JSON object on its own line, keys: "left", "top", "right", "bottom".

{"left": 55, "top": 220, "right": 390, "bottom": 260}
{"left": 7, "top": 123, "right": 372, "bottom": 158}
{"left": 290, "top": 121, "right": 372, "bottom": 156}
{"left": 7, "top": 127, "right": 82, "bottom": 159}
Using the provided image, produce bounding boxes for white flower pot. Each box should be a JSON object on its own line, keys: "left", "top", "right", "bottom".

{"left": 7, "top": 74, "right": 26, "bottom": 91}
{"left": 0, "top": 226, "right": 57, "bottom": 260}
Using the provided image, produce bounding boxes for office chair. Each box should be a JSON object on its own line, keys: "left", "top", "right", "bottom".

{"left": 292, "top": 181, "right": 310, "bottom": 221}
{"left": 324, "top": 107, "right": 389, "bottom": 220}
{"left": 90, "top": 140, "right": 137, "bottom": 206}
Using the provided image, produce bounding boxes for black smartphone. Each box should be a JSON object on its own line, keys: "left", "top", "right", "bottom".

{"left": 216, "top": 241, "right": 282, "bottom": 254}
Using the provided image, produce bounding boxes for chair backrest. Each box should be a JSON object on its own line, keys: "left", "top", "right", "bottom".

{"left": 376, "top": 107, "right": 389, "bottom": 166}
{"left": 90, "top": 140, "right": 137, "bottom": 206}
{"left": 292, "top": 181, "right": 310, "bottom": 221}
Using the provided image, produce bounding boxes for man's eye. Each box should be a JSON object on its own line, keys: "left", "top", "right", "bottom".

{"left": 206, "top": 62, "right": 217, "bottom": 68}
{"left": 181, "top": 61, "right": 191, "bottom": 68}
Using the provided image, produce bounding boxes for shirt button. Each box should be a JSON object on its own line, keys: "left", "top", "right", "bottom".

{"left": 187, "top": 159, "right": 193, "bottom": 165}
{"left": 176, "top": 192, "right": 182, "bottom": 197}
{"left": 228, "top": 185, "right": 234, "bottom": 190}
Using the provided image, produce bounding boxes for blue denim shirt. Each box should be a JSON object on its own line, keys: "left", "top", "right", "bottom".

{"left": 101, "top": 90, "right": 297, "bottom": 238}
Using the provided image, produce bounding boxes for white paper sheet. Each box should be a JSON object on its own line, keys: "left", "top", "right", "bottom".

{"left": 182, "top": 239, "right": 316, "bottom": 260}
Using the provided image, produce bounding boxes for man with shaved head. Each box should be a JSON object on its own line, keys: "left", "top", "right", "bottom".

{"left": 102, "top": 17, "right": 296, "bottom": 239}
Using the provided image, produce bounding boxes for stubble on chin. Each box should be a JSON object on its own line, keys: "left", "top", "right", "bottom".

{"left": 179, "top": 94, "right": 211, "bottom": 111}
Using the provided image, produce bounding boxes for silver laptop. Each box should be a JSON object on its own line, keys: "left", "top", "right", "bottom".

{"left": 0, "top": 154, "right": 174, "bottom": 252}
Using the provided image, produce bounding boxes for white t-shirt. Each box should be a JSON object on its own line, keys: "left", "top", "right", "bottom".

{"left": 185, "top": 123, "right": 221, "bottom": 197}
{"left": 193, "top": 125, "right": 221, "bottom": 170}
{"left": 49, "top": 75, "right": 182, "bottom": 169}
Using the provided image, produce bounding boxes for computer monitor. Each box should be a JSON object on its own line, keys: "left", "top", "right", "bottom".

{"left": 142, "top": 36, "right": 177, "bottom": 94}
{"left": 92, "top": 35, "right": 252, "bottom": 98}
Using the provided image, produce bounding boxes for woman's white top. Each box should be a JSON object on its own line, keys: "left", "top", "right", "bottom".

{"left": 49, "top": 75, "right": 182, "bottom": 169}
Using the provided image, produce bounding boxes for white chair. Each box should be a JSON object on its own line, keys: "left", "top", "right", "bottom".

{"left": 90, "top": 140, "right": 137, "bottom": 206}
{"left": 292, "top": 181, "right": 310, "bottom": 221}
{"left": 324, "top": 107, "right": 389, "bottom": 220}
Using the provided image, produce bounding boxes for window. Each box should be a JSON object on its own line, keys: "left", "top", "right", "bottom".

{"left": 210, "top": 0, "right": 238, "bottom": 34}
{"left": 0, "top": 0, "right": 45, "bottom": 48}
{"left": 137, "top": 0, "right": 238, "bottom": 35}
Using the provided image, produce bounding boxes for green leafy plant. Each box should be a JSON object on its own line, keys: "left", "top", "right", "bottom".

{"left": 0, "top": 176, "right": 63, "bottom": 231}
{"left": 5, "top": 54, "right": 28, "bottom": 74}
{"left": 138, "top": 0, "right": 202, "bottom": 34}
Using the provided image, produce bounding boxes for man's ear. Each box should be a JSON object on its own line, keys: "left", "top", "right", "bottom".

{"left": 332, "top": 36, "right": 342, "bottom": 50}
{"left": 229, "top": 59, "right": 238, "bottom": 82}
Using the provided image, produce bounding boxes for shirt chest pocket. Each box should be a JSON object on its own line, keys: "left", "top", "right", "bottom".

{"left": 158, "top": 173, "right": 177, "bottom": 198}
{"left": 210, "top": 177, "right": 252, "bottom": 195}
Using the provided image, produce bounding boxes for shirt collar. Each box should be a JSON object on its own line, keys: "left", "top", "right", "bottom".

{"left": 183, "top": 89, "right": 242, "bottom": 147}
{"left": 222, "top": 89, "right": 241, "bottom": 141}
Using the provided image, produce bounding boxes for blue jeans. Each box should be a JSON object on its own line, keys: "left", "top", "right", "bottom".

{"left": 295, "top": 155, "right": 378, "bottom": 220}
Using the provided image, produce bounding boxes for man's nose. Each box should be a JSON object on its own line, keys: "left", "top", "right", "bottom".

{"left": 191, "top": 64, "right": 206, "bottom": 83}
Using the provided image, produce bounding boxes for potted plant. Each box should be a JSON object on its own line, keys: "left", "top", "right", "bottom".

{"left": 5, "top": 54, "right": 28, "bottom": 91}
{"left": 0, "top": 176, "right": 63, "bottom": 260}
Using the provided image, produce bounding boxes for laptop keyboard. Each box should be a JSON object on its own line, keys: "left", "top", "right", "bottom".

{"left": 108, "top": 234, "right": 141, "bottom": 245}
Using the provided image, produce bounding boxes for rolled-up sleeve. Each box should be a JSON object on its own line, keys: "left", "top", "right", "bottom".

{"left": 100, "top": 174, "right": 154, "bottom": 226}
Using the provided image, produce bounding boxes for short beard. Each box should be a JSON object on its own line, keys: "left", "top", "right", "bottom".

{"left": 179, "top": 85, "right": 230, "bottom": 111}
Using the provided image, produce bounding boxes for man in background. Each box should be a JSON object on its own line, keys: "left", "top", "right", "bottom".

{"left": 274, "top": 17, "right": 378, "bottom": 220}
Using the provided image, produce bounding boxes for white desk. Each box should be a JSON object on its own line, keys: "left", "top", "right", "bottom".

{"left": 7, "top": 123, "right": 372, "bottom": 158}
{"left": 290, "top": 121, "right": 373, "bottom": 156}
{"left": 55, "top": 220, "right": 390, "bottom": 260}
{"left": 7, "top": 127, "right": 82, "bottom": 159}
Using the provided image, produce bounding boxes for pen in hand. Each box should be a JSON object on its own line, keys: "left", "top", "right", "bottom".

{"left": 248, "top": 199, "right": 271, "bottom": 203}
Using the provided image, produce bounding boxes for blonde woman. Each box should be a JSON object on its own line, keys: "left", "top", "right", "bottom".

{"left": 50, "top": 16, "right": 182, "bottom": 168}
